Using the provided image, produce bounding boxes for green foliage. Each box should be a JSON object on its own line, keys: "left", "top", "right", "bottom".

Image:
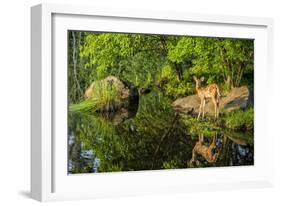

{"left": 158, "top": 65, "right": 176, "bottom": 82}
{"left": 68, "top": 31, "right": 253, "bottom": 103}
{"left": 180, "top": 108, "right": 254, "bottom": 135}
{"left": 223, "top": 108, "right": 254, "bottom": 131}
{"left": 95, "top": 64, "right": 108, "bottom": 80}
{"left": 157, "top": 65, "right": 193, "bottom": 99}
{"left": 80, "top": 33, "right": 166, "bottom": 88}
{"left": 167, "top": 37, "right": 195, "bottom": 63}
{"left": 180, "top": 115, "right": 220, "bottom": 137}
{"left": 162, "top": 160, "right": 178, "bottom": 169}
{"left": 167, "top": 37, "right": 254, "bottom": 89}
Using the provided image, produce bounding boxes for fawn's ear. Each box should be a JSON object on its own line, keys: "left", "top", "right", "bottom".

{"left": 200, "top": 77, "right": 205, "bottom": 82}
{"left": 193, "top": 76, "right": 197, "bottom": 81}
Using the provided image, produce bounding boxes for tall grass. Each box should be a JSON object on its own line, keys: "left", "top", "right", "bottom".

{"left": 95, "top": 81, "right": 119, "bottom": 111}
{"left": 69, "top": 100, "right": 97, "bottom": 113}
{"left": 69, "top": 81, "right": 120, "bottom": 113}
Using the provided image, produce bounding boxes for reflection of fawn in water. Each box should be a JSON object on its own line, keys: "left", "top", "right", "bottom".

{"left": 189, "top": 133, "right": 220, "bottom": 165}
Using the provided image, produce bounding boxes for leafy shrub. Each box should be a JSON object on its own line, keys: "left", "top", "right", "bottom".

{"left": 158, "top": 65, "right": 176, "bottom": 83}
{"left": 162, "top": 160, "right": 178, "bottom": 169}
{"left": 180, "top": 115, "right": 220, "bottom": 137}
{"left": 223, "top": 107, "right": 254, "bottom": 131}
{"left": 157, "top": 65, "right": 193, "bottom": 99}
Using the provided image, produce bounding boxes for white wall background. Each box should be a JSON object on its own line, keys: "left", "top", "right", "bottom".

{"left": 0, "top": 0, "right": 280, "bottom": 205}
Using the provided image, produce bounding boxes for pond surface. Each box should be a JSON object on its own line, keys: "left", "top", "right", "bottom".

{"left": 68, "top": 91, "right": 254, "bottom": 174}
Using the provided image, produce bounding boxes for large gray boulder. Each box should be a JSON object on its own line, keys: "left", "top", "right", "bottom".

{"left": 172, "top": 86, "right": 253, "bottom": 115}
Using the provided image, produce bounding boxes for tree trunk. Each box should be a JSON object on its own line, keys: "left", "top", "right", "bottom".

{"left": 173, "top": 62, "right": 183, "bottom": 81}
{"left": 225, "top": 75, "right": 232, "bottom": 90}
{"left": 234, "top": 63, "right": 244, "bottom": 87}
{"left": 72, "top": 31, "right": 83, "bottom": 100}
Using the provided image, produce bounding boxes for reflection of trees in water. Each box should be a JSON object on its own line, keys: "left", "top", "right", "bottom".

{"left": 68, "top": 91, "right": 254, "bottom": 174}
{"left": 68, "top": 133, "right": 101, "bottom": 174}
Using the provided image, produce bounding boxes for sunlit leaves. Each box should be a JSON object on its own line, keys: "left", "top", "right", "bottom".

{"left": 69, "top": 30, "right": 254, "bottom": 105}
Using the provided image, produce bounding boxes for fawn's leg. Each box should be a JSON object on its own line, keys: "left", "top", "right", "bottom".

{"left": 190, "top": 141, "right": 200, "bottom": 164}
{"left": 212, "top": 97, "right": 217, "bottom": 118}
{"left": 197, "top": 100, "right": 203, "bottom": 119}
{"left": 202, "top": 99, "right": 206, "bottom": 119}
{"left": 216, "top": 99, "right": 219, "bottom": 118}
{"left": 211, "top": 134, "right": 220, "bottom": 162}
{"left": 210, "top": 135, "right": 216, "bottom": 150}
{"left": 190, "top": 148, "right": 196, "bottom": 164}
{"left": 199, "top": 133, "right": 204, "bottom": 142}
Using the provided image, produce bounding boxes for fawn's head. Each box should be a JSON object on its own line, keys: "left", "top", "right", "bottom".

{"left": 193, "top": 76, "right": 205, "bottom": 87}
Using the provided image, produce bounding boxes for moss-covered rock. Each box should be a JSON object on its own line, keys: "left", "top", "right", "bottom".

{"left": 84, "top": 76, "right": 139, "bottom": 112}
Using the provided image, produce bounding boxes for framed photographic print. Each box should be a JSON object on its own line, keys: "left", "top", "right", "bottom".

{"left": 31, "top": 3, "right": 274, "bottom": 201}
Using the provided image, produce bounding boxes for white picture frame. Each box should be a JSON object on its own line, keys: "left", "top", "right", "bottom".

{"left": 31, "top": 3, "right": 274, "bottom": 202}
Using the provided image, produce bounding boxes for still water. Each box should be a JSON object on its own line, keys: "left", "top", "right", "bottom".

{"left": 68, "top": 91, "right": 254, "bottom": 174}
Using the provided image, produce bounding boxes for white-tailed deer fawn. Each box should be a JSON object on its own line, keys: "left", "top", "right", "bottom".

{"left": 189, "top": 133, "right": 219, "bottom": 164}
{"left": 193, "top": 76, "right": 220, "bottom": 119}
